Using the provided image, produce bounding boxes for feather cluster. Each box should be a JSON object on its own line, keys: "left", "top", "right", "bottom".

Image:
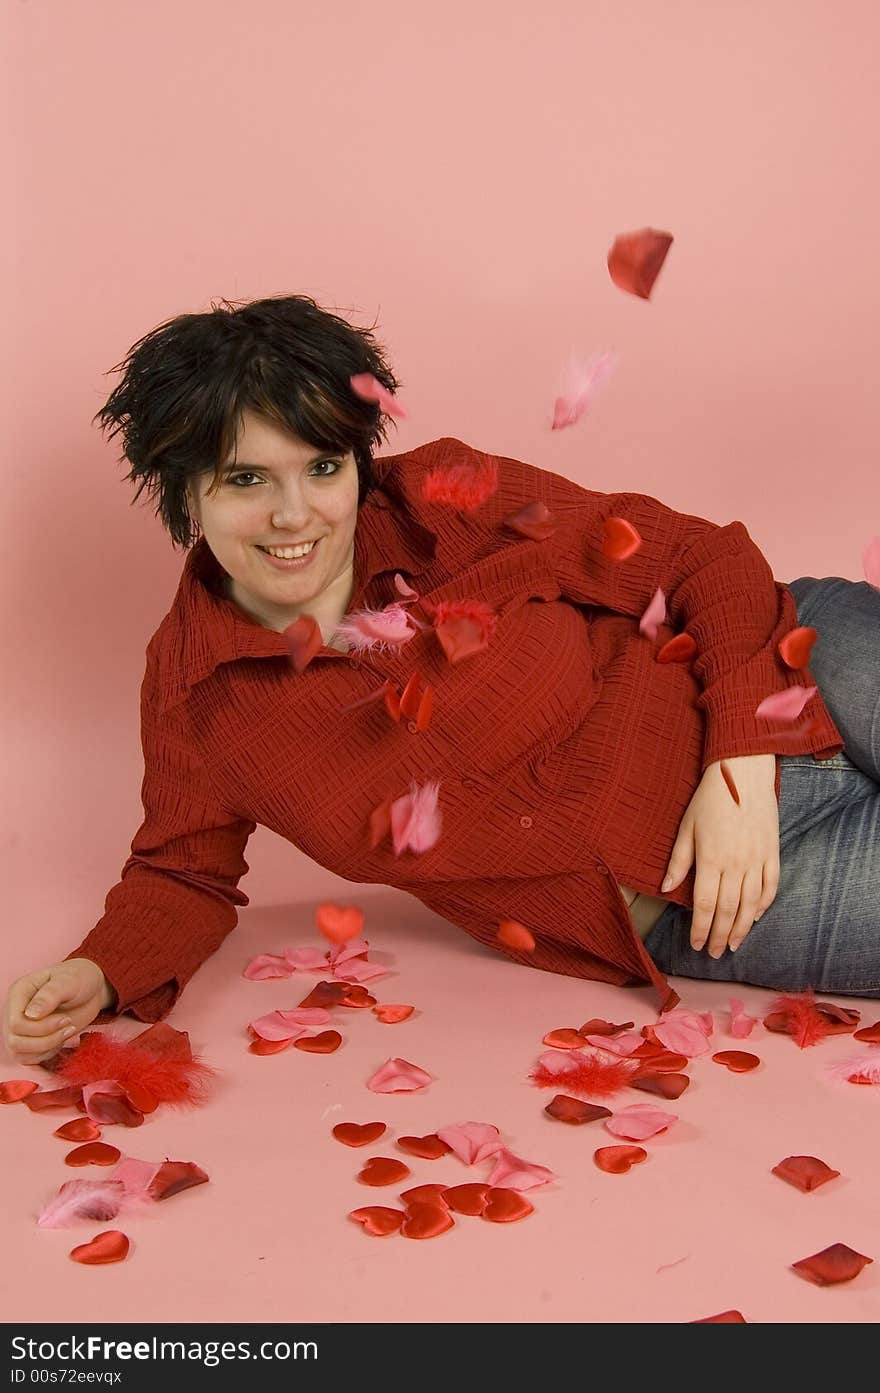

{"left": 330, "top": 603, "right": 418, "bottom": 655}
{"left": 53, "top": 1024, "right": 217, "bottom": 1107}
{"left": 763, "top": 991, "right": 860, "bottom": 1048}
{"left": 529, "top": 1049, "right": 638, "bottom": 1097}
{"left": 420, "top": 456, "right": 499, "bottom": 512}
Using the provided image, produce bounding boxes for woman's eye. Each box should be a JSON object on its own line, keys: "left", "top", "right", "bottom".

{"left": 227, "top": 460, "right": 341, "bottom": 487}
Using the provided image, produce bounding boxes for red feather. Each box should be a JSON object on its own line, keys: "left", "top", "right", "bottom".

{"left": 420, "top": 456, "right": 499, "bottom": 512}
{"left": 764, "top": 991, "right": 860, "bottom": 1048}
{"left": 53, "top": 1025, "right": 216, "bottom": 1107}
{"left": 529, "top": 1050, "right": 638, "bottom": 1097}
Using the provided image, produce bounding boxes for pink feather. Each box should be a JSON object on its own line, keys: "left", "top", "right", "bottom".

{"left": 638, "top": 586, "right": 668, "bottom": 641}
{"left": 331, "top": 603, "right": 417, "bottom": 654}
{"left": 826, "top": 1053, "right": 880, "bottom": 1085}
{"left": 36, "top": 1178, "right": 128, "bottom": 1228}
{"left": 551, "top": 349, "right": 620, "bottom": 431}
{"left": 390, "top": 780, "right": 442, "bottom": 855}
{"left": 755, "top": 686, "right": 817, "bottom": 721}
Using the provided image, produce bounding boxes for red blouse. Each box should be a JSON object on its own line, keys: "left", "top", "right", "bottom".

{"left": 66, "top": 437, "right": 844, "bottom": 1022}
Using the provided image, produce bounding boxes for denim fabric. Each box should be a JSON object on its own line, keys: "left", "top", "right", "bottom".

{"left": 643, "top": 577, "right": 880, "bottom": 996}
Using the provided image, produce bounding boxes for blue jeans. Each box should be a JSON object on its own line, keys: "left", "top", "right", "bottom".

{"left": 644, "top": 577, "right": 880, "bottom": 997}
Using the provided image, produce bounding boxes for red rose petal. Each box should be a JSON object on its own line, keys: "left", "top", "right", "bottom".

{"left": 293, "top": 1031, "right": 343, "bottom": 1054}
{"left": 338, "top": 986, "right": 377, "bottom": 1010}
{"left": 482, "top": 1188, "right": 534, "bottom": 1223}
{"left": 593, "top": 1145, "right": 648, "bottom": 1174}
{"left": 396, "top": 1134, "right": 451, "bottom": 1160}
{"left": 0, "top": 1080, "right": 40, "bottom": 1104}
{"left": 332, "top": 1121, "right": 387, "bottom": 1147}
{"left": 656, "top": 632, "right": 698, "bottom": 664}
{"left": 601, "top": 517, "right": 642, "bottom": 562}
{"left": 578, "top": 1019, "right": 634, "bottom": 1036}
{"left": 400, "top": 1202, "right": 455, "bottom": 1239}
{"left": 496, "top": 920, "right": 536, "bottom": 952}
{"left": 83, "top": 1091, "right": 144, "bottom": 1128}
{"left": 357, "top": 1156, "right": 411, "bottom": 1186}
{"left": 791, "top": 1243, "right": 873, "bottom": 1285}
{"left": 249, "top": 1037, "right": 295, "bottom": 1055}
{"left": 372, "top": 1005, "right": 415, "bottom": 1024}
{"left": 712, "top": 1051, "right": 761, "bottom": 1073}
{"left": 542, "top": 1028, "right": 588, "bottom": 1050}
{"left": 502, "top": 502, "right": 557, "bottom": 543}
{"left": 69, "top": 1230, "right": 130, "bottom": 1265}
{"left": 65, "top": 1142, "right": 122, "bottom": 1167}
{"left": 123, "top": 1083, "right": 159, "bottom": 1114}
{"left": 607, "top": 227, "right": 674, "bottom": 299}
{"left": 349, "top": 1206, "right": 404, "bottom": 1237}
{"left": 400, "top": 1184, "right": 450, "bottom": 1207}
{"left": 544, "top": 1094, "right": 612, "bottom": 1124}
{"left": 441, "top": 1184, "right": 490, "bottom": 1216}
{"left": 631, "top": 1044, "right": 689, "bottom": 1072}
{"left": 771, "top": 1156, "right": 841, "bottom": 1193}
{"left": 630, "top": 1073, "right": 690, "bottom": 1100}
{"left": 778, "top": 626, "right": 817, "bottom": 669}
{"left": 147, "top": 1161, "right": 209, "bottom": 1201}
{"left": 54, "top": 1118, "right": 102, "bottom": 1142}
{"left": 22, "top": 1086, "right": 84, "bottom": 1112}
{"left": 691, "top": 1310, "right": 747, "bottom": 1323}
{"left": 853, "top": 1021, "right": 880, "bottom": 1043}
{"left": 297, "top": 981, "right": 349, "bottom": 1009}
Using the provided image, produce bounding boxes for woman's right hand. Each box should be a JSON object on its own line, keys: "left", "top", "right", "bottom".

{"left": 1, "top": 959, "right": 116, "bottom": 1065}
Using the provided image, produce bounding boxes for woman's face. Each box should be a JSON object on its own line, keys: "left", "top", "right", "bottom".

{"left": 185, "top": 408, "right": 362, "bottom": 632}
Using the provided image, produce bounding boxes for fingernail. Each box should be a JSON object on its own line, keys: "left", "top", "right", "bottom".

{"left": 661, "top": 875, "right": 673, "bottom": 891}
{"left": 59, "top": 1018, "right": 72, "bottom": 1029}
{"left": 692, "top": 940, "right": 705, "bottom": 952}
{"left": 62, "top": 1026, "right": 77, "bottom": 1040}
{"left": 24, "top": 1008, "right": 41, "bottom": 1020}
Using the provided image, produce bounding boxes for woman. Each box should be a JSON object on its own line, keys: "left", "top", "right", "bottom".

{"left": 3, "top": 294, "right": 878, "bottom": 1066}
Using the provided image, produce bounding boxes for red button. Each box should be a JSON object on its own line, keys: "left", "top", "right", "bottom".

{"left": 519, "top": 815, "right": 533, "bottom": 829}
{"left": 407, "top": 720, "right": 418, "bottom": 734}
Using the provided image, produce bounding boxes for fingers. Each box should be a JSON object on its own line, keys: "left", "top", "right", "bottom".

{"left": 5, "top": 1019, "right": 78, "bottom": 1064}
{"left": 689, "top": 868, "right": 721, "bottom": 952}
{"left": 690, "top": 869, "right": 765, "bottom": 958}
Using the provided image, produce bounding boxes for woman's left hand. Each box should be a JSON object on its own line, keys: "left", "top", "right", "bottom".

{"left": 661, "top": 754, "right": 780, "bottom": 958}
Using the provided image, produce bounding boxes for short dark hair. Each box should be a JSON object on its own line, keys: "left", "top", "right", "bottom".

{"left": 92, "top": 293, "right": 402, "bottom": 549}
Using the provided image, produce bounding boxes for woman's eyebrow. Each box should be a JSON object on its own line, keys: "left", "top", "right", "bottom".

{"left": 223, "top": 452, "right": 341, "bottom": 472}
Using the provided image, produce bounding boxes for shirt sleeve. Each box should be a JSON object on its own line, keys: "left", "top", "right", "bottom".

{"left": 419, "top": 439, "right": 844, "bottom": 772}
{"left": 64, "top": 645, "right": 257, "bottom": 1023}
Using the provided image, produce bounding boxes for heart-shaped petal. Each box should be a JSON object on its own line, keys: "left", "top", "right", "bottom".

{"left": 771, "top": 1156, "right": 841, "bottom": 1192}
{"left": 778, "top": 625, "right": 818, "bottom": 669}
{"left": 396, "top": 1134, "right": 451, "bottom": 1160}
{"left": 372, "top": 1004, "right": 415, "bottom": 1024}
{"left": 69, "top": 1230, "right": 130, "bottom": 1264}
{"left": 316, "top": 902, "right": 365, "bottom": 945}
{"left": 54, "top": 1118, "right": 102, "bottom": 1143}
{"left": 400, "top": 1184, "right": 449, "bottom": 1207}
{"left": 332, "top": 1121, "right": 387, "bottom": 1147}
{"left": 543, "top": 1028, "right": 588, "bottom": 1050}
{"left": 293, "top": 1031, "right": 342, "bottom": 1054}
{"left": 594, "top": 1145, "right": 648, "bottom": 1174}
{"left": 367, "top": 1058, "right": 432, "bottom": 1093}
{"left": 791, "top": 1243, "right": 873, "bottom": 1285}
{"left": 605, "top": 1104, "right": 676, "bottom": 1140}
{"left": 496, "top": 920, "right": 536, "bottom": 951}
{"left": 853, "top": 1021, "right": 880, "bottom": 1043}
{"left": 349, "top": 1206, "right": 404, "bottom": 1237}
{"left": 630, "top": 1073, "right": 690, "bottom": 1100}
{"left": 357, "top": 1157, "right": 411, "bottom": 1187}
{"left": 0, "top": 1080, "right": 40, "bottom": 1104}
{"left": 482, "top": 1188, "right": 534, "bottom": 1223}
{"left": 712, "top": 1051, "right": 761, "bottom": 1073}
{"left": 249, "top": 1037, "right": 295, "bottom": 1055}
{"left": 544, "top": 1094, "right": 612, "bottom": 1124}
{"left": 441, "top": 1184, "right": 489, "bottom": 1216}
{"left": 485, "top": 1148, "right": 554, "bottom": 1191}
{"left": 338, "top": 985, "right": 378, "bottom": 1009}
{"left": 65, "top": 1143, "right": 121, "bottom": 1168}
{"left": 435, "top": 1122, "right": 502, "bottom": 1164}
{"left": 297, "top": 981, "right": 350, "bottom": 1009}
{"left": 400, "top": 1202, "right": 455, "bottom": 1239}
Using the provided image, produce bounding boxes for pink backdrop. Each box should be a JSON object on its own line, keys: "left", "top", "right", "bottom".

{"left": 4, "top": 0, "right": 878, "bottom": 972}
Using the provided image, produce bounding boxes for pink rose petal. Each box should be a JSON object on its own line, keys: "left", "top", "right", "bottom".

{"left": 638, "top": 586, "right": 668, "bottom": 642}
{"left": 581, "top": 1031, "right": 644, "bottom": 1056}
{"left": 109, "top": 1157, "right": 161, "bottom": 1201}
{"left": 367, "top": 1058, "right": 433, "bottom": 1093}
{"left": 249, "top": 1008, "right": 331, "bottom": 1042}
{"left": 332, "top": 958, "right": 388, "bottom": 985}
{"left": 435, "top": 1122, "right": 504, "bottom": 1165}
{"left": 755, "top": 685, "right": 817, "bottom": 722}
{"left": 606, "top": 1104, "right": 677, "bottom": 1141}
{"left": 282, "top": 947, "right": 330, "bottom": 972}
{"left": 653, "top": 1009, "right": 713, "bottom": 1057}
{"left": 485, "top": 1147, "right": 554, "bottom": 1191}
{"left": 327, "top": 939, "right": 371, "bottom": 966}
{"left": 729, "top": 998, "right": 758, "bottom": 1039}
{"left": 243, "top": 953, "right": 292, "bottom": 981}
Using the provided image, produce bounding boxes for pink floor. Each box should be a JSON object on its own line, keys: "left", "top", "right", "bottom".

{"left": 3, "top": 891, "right": 879, "bottom": 1324}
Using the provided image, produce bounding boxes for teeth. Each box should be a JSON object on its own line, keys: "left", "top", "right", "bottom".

{"left": 263, "top": 541, "right": 316, "bottom": 559}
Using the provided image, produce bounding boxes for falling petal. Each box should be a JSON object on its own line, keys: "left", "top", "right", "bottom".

{"left": 282, "top": 615, "right": 324, "bottom": 674}
{"left": 756, "top": 686, "right": 817, "bottom": 722}
{"left": 656, "top": 632, "right": 698, "bottom": 664}
{"left": 639, "top": 587, "right": 668, "bottom": 641}
{"left": 778, "top": 625, "right": 818, "bottom": 669}
{"left": 728, "top": 999, "right": 758, "bottom": 1039}
{"left": 496, "top": 919, "right": 536, "bottom": 952}
{"left": 601, "top": 517, "right": 642, "bottom": 561}
{"left": 719, "top": 761, "right": 741, "bottom": 805}
{"left": 349, "top": 373, "right": 407, "bottom": 419}
{"left": 316, "top": 902, "right": 365, "bottom": 945}
{"left": 502, "top": 501, "right": 557, "bottom": 542}
{"left": 390, "top": 780, "right": 442, "bottom": 856}
{"left": 432, "top": 598, "right": 498, "bottom": 664}
{"left": 771, "top": 1156, "right": 841, "bottom": 1192}
{"left": 551, "top": 349, "right": 620, "bottom": 431}
{"left": 607, "top": 227, "right": 673, "bottom": 300}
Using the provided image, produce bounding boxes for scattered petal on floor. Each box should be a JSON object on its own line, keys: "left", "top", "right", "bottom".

{"left": 482, "top": 1188, "right": 535, "bottom": 1223}
{"left": 630, "top": 1073, "right": 690, "bottom": 1100}
{"left": 147, "top": 1161, "right": 209, "bottom": 1202}
{"left": 791, "top": 1243, "right": 873, "bottom": 1285}
{"left": 23, "top": 1086, "right": 84, "bottom": 1113}
{"left": 435, "top": 1122, "right": 503, "bottom": 1164}
{"left": 607, "top": 227, "right": 673, "bottom": 299}
{"left": 297, "top": 981, "right": 350, "bottom": 1009}
{"left": 372, "top": 1005, "right": 414, "bottom": 1024}
{"left": 728, "top": 999, "right": 758, "bottom": 1038}
{"left": 691, "top": 1310, "right": 747, "bottom": 1323}
{"left": 771, "top": 1156, "right": 841, "bottom": 1192}
{"left": 399, "top": 1184, "right": 449, "bottom": 1208}
{"left": 631, "top": 1044, "right": 690, "bottom": 1072}
{"left": 853, "top": 1021, "right": 880, "bottom": 1043}
{"left": 712, "top": 1051, "right": 761, "bottom": 1073}
{"left": 653, "top": 1010, "right": 714, "bottom": 1057}
{"left": 293, "top": 1031, "right": 343, "bottom": 1054}
{"left": 54, "top": 1118, "right": 102, "bottom": 1142}
{"left": 249, "top": 1037, "right": 295, "bottom": 1056}
{"left": 581, "top": 1031, "right": 644, "bottom": 1056}
{"left": 367, "top": 1058, "right": 432, "bottom": 1093}
{"left": 578, "top": 1019, "right": 634, "bottom": 1037}
{"left": 400, "top": 1202, "right": 455, "bottom": 1239}
{"left": 606, "top": 1104, "right": 676, "bottom": 1140}
{"left": 332, "top": 1122, "right": 387, "bottom": 1147}
{"left": 594, "top": 1145, "right": 648, "bottom": 1174}
{"left": 441, "top": 1184, "right": 490, "bottom": 1216}
{"left": 242, "top": 953, "right": 292, "bottom": 981}
{"left": 543, "top": 1028, "right": 588, "bottom": 1050}
{"left": 825, "top": 1053, "right": 880, "bottom": 1084}
{"left": 65, "top": 1143, "right": 121, "bottom": 1168}
{"left": 0, "top": 1080, "right": 40, "bottom": 1104}
{"left": 349, "top": 1206, "right": 404, "bottom": 1236}
{"left": 357, "top": 1157, "right": 411, "bottom": 1187}
{"left": 485, "top": 1148, "right": 554, "bottom": 1190}
{"left": 544, "top": 1094, "right": 612, "bottom": 1124}
{"left": 69, "top": 1231, "right": 130, "bottom": 1265}
{"left": 249, "top": 1008, "right": 331, "bottom": 1041}
{"left": 396, "top": 1134, "right": 452, "bottom": 1160}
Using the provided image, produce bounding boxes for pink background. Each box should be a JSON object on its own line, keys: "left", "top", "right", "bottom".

{"left": 2, "top": 1, "right": 878, "bottom": 1323}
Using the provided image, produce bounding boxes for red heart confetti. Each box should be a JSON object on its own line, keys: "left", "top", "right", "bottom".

{"left": 771, "top": 1156, "right": 841, "bottom": 1193}
{"left": 396, "top": 1134, "right": 451, "bottom": 1160}
{"left": 691, "top": 1310, "right": 747, "bottom": 1323}
{"left": 630, "top": 1073, "right": 690, "bottom": 1100}
{"left": 400, "top": 1202, "right": 455, "bottom": 1239}
{"left": 349, "top": 1206, "right": 404, "bottom": 1237}
{"left": 65, "top": 1142, "right": 122, "bottom": 1168}
{"left": 338, "top": 986, "right": 377, "bottom": 1010}
{"left": 69, "top": 1230, "right": 130, "bottom": 1265}
{"left": 441, "top": 1184, "right": 490, "bottom": 1216}
{"left": 316, "top": 902, "right": 364, "bottom": 945}
{"left": 778, "top": 626, "right": 818, "bottom": 669}
{"left": 853, "top": 1021, "right": 880, "bottom": 1043}
{"left": 249, "top": 1037, "right": 295, "bottom": 1056}
{"left": 544, "top": 1094, "right": 612, "bottom": 1125}
{"left": 712, "top": 1051, "right": 761, "bottom": 1072}
{"left": 400, "top": 1184, "right": 449, "bottom": 1208}
{"left": 298, "top": 981, "right": 350, "bottom": 1009}
{"left": 656, "top": 632, "right": 697, "bottom": 664}
{"left": 0, "top": 1080, "right": 40, "bottom": 1104}
{"left": 594, "top": 1145, "right": 648, "bottom": 1174}
{"left": 332, "top": 1121, "right": 387, "bottom": 1147}
{"left": 542, "top": 1028, "right": 588, "bottom": 1050}
{"left": 357, "top": 1157, "right": 411, "bottom": 1187}
{"left": 54, "top": 1118, "right": 102, "bottom": 1143}
{"left": 791, "top": 1243, "right": 873, "bottom": 1285}
{"left": 293, "top": 1031, "right": 343, "bottom": 1054}
{"left": 372, "top": 1005, "right": 415, "bottom": 1024}
{"left": 482, "top": 1188, "right": 534, "bottom": 1223}
{"left": 496, "top": 920, "right": 536, "bottom": 952}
